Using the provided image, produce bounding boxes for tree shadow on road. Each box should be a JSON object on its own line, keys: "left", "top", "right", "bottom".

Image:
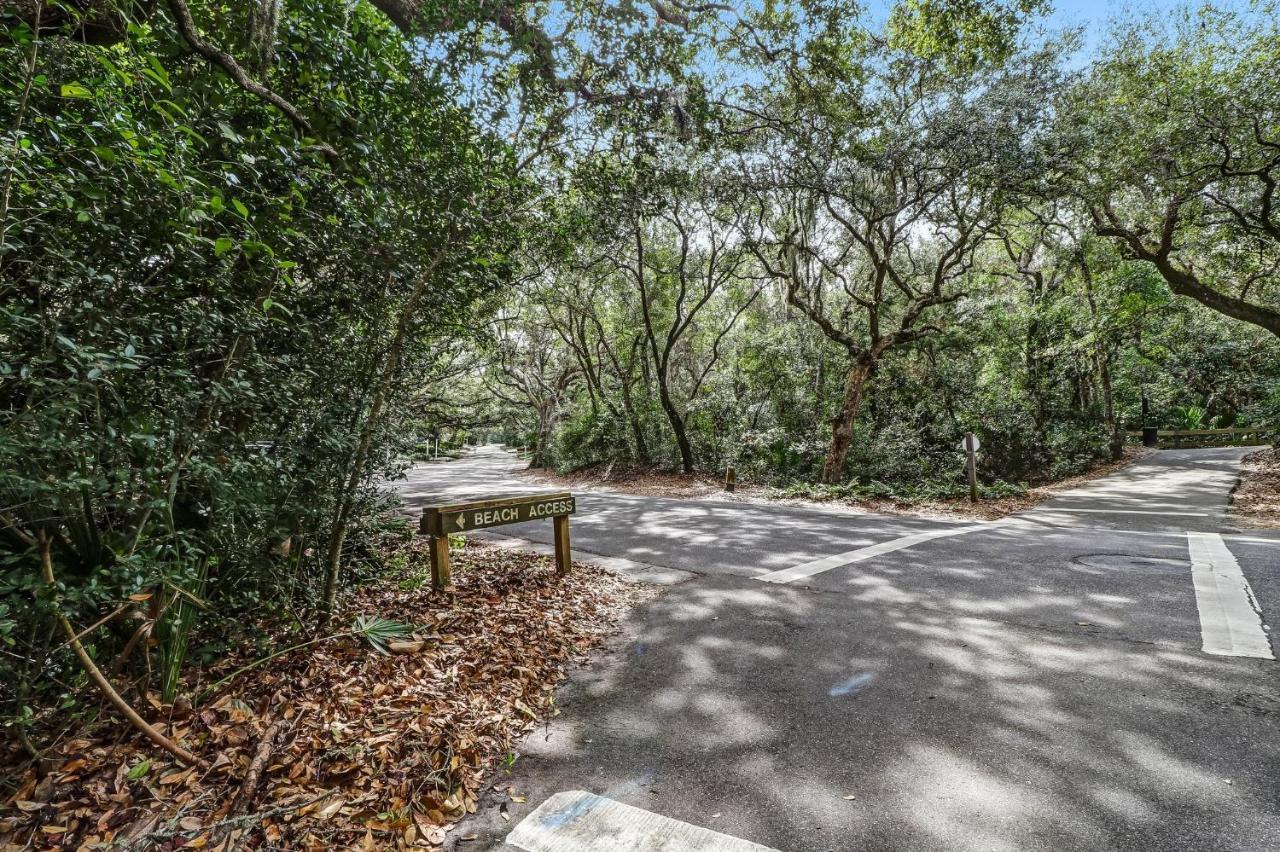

{"left": 485, "top": 567, "right": 1279, "bottom": 851}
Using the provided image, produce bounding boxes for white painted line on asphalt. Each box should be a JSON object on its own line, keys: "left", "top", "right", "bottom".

{"left": 757, "top": 524, "right": 991, "bottom": 584}
{"left": 1034, "top": 508, "right": 1211, "bottom": 516}
{"left": 1224, "top": 535, "right": 1280, "bottom": 547}
{"left": 507, "top": 790, "right": 779, "bottom": 852}
{"left": 1186, "top": 532, "right": 1274, "bottom": 660}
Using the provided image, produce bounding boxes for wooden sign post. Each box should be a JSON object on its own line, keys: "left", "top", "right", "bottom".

{"left": 419, "top": 492, "right": 576, "bottom": 589}
{"left": 959, "top": 433, "right": 980, "bottom": 503}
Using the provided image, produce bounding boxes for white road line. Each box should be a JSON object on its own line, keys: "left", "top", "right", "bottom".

{"left": 757, "top": 524, "right": 990, "bottom": 584}
{"left": 1186, "top": 532, "right": 1274, "bottom": 660}
{"left": 1224, "top": 535, "right": 1280, "bottom": 547}
{"left": 507, "top": 790, "right": 778, "bottom": 852}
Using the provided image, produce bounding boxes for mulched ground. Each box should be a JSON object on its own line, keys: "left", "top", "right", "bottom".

{"left": 526, "top": 448, "right": 1152, "bottom": 522}
{"left": 1, "top": 541, "right": 654, "bottom": 850}
{"left": 1233, "top": 448, "right": 1280, "bottom": 529}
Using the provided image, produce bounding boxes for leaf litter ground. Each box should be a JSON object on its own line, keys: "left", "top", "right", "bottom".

{"left": 1233, "top": 447, "right": 1280, "bottom": 529}
{"left": 2, "top": 540, "right": 655, "bottom": 850}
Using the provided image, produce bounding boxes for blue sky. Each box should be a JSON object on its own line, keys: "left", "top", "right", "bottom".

{"left": 1040, "top": 0, "right": 1188, "bottom": 55}
{"left": 861, "top": 0, "right": 1265, "bottom": 59}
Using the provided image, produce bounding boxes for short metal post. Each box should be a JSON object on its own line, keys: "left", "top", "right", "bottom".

{"left": 553, "top": 515, "right": 571, "bottom": 575}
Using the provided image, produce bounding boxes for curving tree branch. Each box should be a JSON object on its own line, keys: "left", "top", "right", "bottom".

{"left": 164, "top": 0, "right": 339, "bottom": 163}
{"left": 37, "top": 530, "right": 205, "bottom": 768}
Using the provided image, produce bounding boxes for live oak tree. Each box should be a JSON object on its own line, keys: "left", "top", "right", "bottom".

{"left": 739, "top": 42, "right": 1059, "bottom": 482}
{"left": 489, "top": 302, "right": 581, "bottom": 469}
{"left": 538, "top": 272, "right": 656, "bottom": 464}
{"left": 485, "top": 3, "right": 1277, "bottom": 490}
{"left": 996, "top": 210, "right": 1073, "bottom": 438}
{"left": 1058, "top": 3, "right": 1280, "bottom": 339}
{"left": 625, "top": 185, "right": 759, "bottom": 473}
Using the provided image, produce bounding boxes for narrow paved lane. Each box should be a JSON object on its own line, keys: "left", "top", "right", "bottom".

{"left": 1015, "top": 447, "right": 1253, "bottom": 532}
{"left": 390, "top": 447, "right": 1280, "bottom": 851}
{"left": 395, "top": 448, "right": 1276, "bottom": 655}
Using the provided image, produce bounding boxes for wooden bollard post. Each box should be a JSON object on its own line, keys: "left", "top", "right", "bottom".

{"left": 428, "top": 531, "right": 451, "bottom": 588}
{"left": 553, "top": 515, "right": 571, "bottom": 574}
{"left": 724, "top": 465, "right": 736, "bottom": 493}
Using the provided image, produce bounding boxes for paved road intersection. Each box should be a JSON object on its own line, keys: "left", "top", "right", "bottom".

{"left": 392, "top": 447, "right": 1279, "bottom": 851}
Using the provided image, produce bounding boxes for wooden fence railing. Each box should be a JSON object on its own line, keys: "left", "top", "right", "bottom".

{"left": 1126, "top": 426, "right": 1275, "bottom": 448}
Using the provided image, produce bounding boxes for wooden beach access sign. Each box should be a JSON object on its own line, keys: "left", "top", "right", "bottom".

{"left": 419, "top": 492, "right": 576, "bottom": 588}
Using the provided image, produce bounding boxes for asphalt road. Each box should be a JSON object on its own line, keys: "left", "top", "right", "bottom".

{"left": 391, "top": 447, "right": 1280, "bottom": 851}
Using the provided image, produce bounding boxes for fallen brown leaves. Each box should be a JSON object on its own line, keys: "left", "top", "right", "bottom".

{"left": 1233, "top": 448, "right": 1280, "bottom": 529}
{"left": 2, "top": 541, "right": 652, "bottom": 850}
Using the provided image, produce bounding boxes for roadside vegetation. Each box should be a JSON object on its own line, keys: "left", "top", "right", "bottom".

{"left": 526, "top": 447, "right": 1149, "bottom": 521}
{"left": 2, "top": 535, "right": 647, "bottom": 847}
{"left": 1, "top": 0, "right": 1277, "bottom": 848}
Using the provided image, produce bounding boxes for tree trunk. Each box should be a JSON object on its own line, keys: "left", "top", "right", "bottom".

{"left": 321, "top": 260, "right": 441, "bottom": 615}
{"left": 532, "top": 404, "right": 555, "bottom": 468}
{"left": 632, "top": 225, "right": 694, "bottom": 474}
{"left": 1026, "top": 318, "right": 1047, "bottom": 434}
{"left": 1078, "top": 246, "right": 1124, "bottom": 461}
{"left": 619, "top": 379, "right": 650, "bottom": 464}
{"left": 656, "top": 379, "right": 694, "bottom": 474}
{"left": 822, "top": 359, "right": 874, "bottom": 484}
{"left": 1099, "top": 352, "right": 1124, "bottom": 461}
{"left": 814, "top": 341, "right": 825, "bottom": 425}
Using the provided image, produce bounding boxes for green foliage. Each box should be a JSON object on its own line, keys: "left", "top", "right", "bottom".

{"left": 1172, "top": 406, "right": 1207, "bottom": 431}
{"left": 1, "top": 1, "right": 523, "bottom": 732}
{"left": 887, "top": 0, "right": 1051, "bottom": 70}
{"left": 351, "top": 615, "right": 414, "bottom": 655}
{"left": 1054, "top": 1, "right": 1280, "bottom": 338}
{"left": 489, "top": 1, "right": 1278, "bottom": 498}
{"left": 777, "top": 478, "right": 1027, "bottom": 504}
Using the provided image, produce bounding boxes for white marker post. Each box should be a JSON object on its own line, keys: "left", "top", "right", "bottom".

{"left": 960, "top": 432, "right": 980, "bottom": 502}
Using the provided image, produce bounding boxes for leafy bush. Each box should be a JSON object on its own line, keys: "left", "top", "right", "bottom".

{"left": 775, "top": 478, "right": 1027, "bottom": 504}
{"left": 0, "top": 2, "right": 522, "bottom": 742}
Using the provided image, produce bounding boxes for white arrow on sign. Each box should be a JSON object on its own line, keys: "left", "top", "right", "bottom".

{"left": 456, "top": 513, "right": 466, "bottom": 529}
{"left": 959, "top": 434, "right": 980, "bottom": 452}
